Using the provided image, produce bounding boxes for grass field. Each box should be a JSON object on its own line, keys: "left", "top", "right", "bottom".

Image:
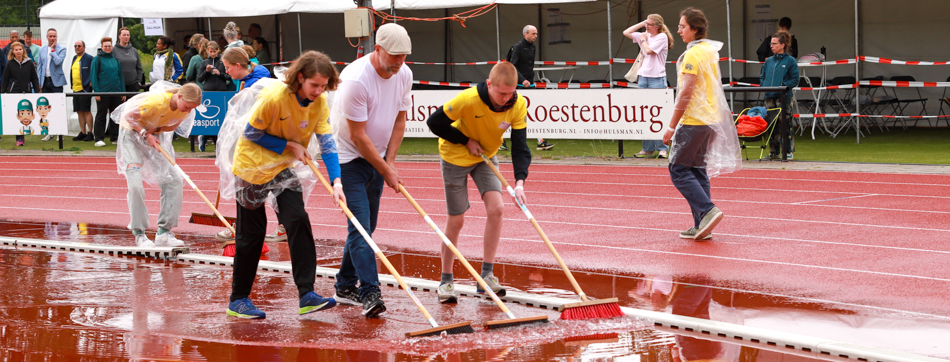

{"left": 2, "top": 127, "right": 947, "bottom": 165}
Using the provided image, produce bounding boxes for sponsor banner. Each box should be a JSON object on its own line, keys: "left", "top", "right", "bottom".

{"left": 191, "top": 91, "right": 236, "bottom": 136}
{"left": 404, "top": 89, "right": 673, "bottom": 140}
{"left": 1, "top": 93, "right": 68, "bottom": 136}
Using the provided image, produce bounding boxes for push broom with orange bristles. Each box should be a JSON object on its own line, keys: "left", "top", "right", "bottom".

{"left": 306, "top": 159, "right": 474, "bottom": 337}
{"left": 480, "top": 154, "right": 624, "bottom": 320}
{"left": 398, "top": 184, "right": 549, "bottom": 329}
{"left": 152, "top": 143, "right": 267, "bottom": 256}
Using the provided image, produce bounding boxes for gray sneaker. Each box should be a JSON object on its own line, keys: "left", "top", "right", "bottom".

{"left": 438, "top": 282, "right": 458, "bottom": 304}
{"left": 695, "top": 207, "right": 723, "bottom": 240}
{"left": 680, "top": 227, "right": 712, "bottom": 240}
{"left": 476, "top": 273, "right": 506, "bottom": 297}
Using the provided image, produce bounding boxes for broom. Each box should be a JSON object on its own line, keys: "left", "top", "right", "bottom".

{"left": 398, "top": 185, "right": 549, "bottom": 329}
{"left": 305, "top": 159, "right": 474, "bottom": 337}
{"left": 189, "top": 190, "right": 236, "bottom": 228}
{"left": 480, "top": 154, "right": 624, "bottom": 320}
{"left": 152, "top": 143, "right": 267, "bottom": 256}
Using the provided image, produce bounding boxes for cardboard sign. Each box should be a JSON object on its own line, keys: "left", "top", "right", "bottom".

{"left": 1, "top": 93, "right": 68, "bottom": 136}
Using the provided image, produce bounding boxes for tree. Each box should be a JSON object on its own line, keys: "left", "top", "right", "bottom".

{"left": 0, "top": 0, "right": 42, "bottom": 28}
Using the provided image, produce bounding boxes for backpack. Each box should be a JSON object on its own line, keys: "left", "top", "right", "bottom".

{"left": 506, "top": 46, "right": 514, "bottom": 62}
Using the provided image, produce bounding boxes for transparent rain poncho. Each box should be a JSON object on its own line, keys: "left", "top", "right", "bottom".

{"left": 669, "top": 39, "right": 742, "bottom": 177}
{"left": 215, "top": 78, "right": 324, "bottom": 211}
{"left": 111, "top": 81, "right": 197, "bottom": 185}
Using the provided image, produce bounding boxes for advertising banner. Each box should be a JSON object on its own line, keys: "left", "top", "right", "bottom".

{"left": 1, "top": 93, "right": 68, "bottom": 136}
{"left": 404, "top": 88, "right": 673, "bottom": 140}
{"left": 191, "top": 91, "right": 235, "bottom": 136}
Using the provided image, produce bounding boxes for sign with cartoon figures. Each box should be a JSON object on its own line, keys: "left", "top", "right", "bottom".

{"left": 1, "top": 94, "right": 68, "bottom": 136}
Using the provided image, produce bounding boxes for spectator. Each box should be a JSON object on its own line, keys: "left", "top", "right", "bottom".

{"left": 663, "top": 7, "right": 741, "bottom": 241}
{"left": 505, "top": 25, "right": 553, "bottom": 151}
{"left": 756, "top": 17, "right": 798, "bottom": 62}
{"left": 198, "top": 42, "right": 232, "bottom": 92}
{"left": 242, "top": 45, "right": 258, "bottom": 65}
{"left": 224, "top": 22, "right": 244, "bottom": 49}
{"left": 114, "top": 27, "right": 144, "bottom": 92}
{"left": 91, "top": 37, "right": 127, "bottom": 147}
{"left": 24, "top": 30, "right": 39, "bottom": 64}
{"left": 223, "top": 47, "right": 269, "bottom": 91}
{"left": 69, "top": 41, "right": 94, "bottom": 142}
{"left": 252, "top": 37, "right": 271, "bottom": 70}
{"left": 149, "top": 36, "right": 184, "bottom": 84}
{"left": 2, "top": 30, "right": 33, "bottom": 72}
{"left": 216, "top": 36, "right": 228, "bottom": 50}
{"left": 182, "top": 33, "right": 204, "bottom": 71}
{"left": 37, "top": 28, "right": 67, "bottom": 93}
{"left": 185, "top": 38, "right": 208, "bottom": 87}
{"left": 1, "top": 42, "right": 39, "bottom": 147}
{"left": 624, "top": 14, "right": 673, "bottom": 159}
{"left": 759, "top": 31, "right": 799, "bottom": 159}
{"left": 247, "top": 23, "right": 261, "bottom": 40}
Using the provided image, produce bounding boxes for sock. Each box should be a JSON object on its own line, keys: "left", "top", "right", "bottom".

{"left": 157, "top": 228, "right": 170, "bottom": 235}
{"left": 132, "top": 230, "right": 145, "bottom": 236}
{"left": 440, "top": 273, "right": 453, "bottom": 285}
{"left": 480, "top": 262, "right": 494, "bottom": 279}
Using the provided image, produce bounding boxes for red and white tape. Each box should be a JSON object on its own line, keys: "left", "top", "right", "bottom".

{"left": 859, "top": 56, "right": 950, "bottom": 66}
{"left": 860, "top": 80, "right": 950, "bottom": 88}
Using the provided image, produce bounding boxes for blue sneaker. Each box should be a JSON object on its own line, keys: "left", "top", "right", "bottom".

{"left": 198, "top": 136, "right": 206, "bottom": 152}
{"left": 299, "top": 291, "right": 336, "bottom": 315}
{"left": 227, "top": 298, "right": 265, "bottom": 319}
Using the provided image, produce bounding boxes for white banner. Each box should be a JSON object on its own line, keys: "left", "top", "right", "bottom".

{"left": 404, "top": 88, "right": 673, "bottom": 140}
{"left": 143, "top": 18, "right": 165, "bottom": 36}
{"left": 1, "top": 93, "right": 68, "bottom": 136}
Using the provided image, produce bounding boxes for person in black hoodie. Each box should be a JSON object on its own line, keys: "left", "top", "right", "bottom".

{"left": 1, "top": 42, "right": 40, "bottom": 146}
{"left": 197, "top": 42, "right": 233, "bottom": 92}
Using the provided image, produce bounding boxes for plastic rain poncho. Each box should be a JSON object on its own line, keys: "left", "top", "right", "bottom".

{"left": 112, "top": 81, "right": 197, "bottom": 185}
{"left": 215, "top": 78, "right": 330, "bottom": 212}
{"left": 669, "top": 39, "right": 742, "bottom": 178}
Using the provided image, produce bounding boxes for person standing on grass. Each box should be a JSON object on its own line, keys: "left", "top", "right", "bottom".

{"left": 759, "top": 31, "right": 799, "bottom": 160}
{"left": 37, "top": 28, "right": 67, "bottom": 94}
{"left": 149, "top": 36, "right": 184, "bottom": 84}
{"left": 114, "top": 27, "right": 144, "bottom": 93}
{"left": 426, "top": 61, "right": 531, "bottom": 303}
{"left": 113, "top": 82, "right": 202, "bottom": 248}
{"left": 68, "top": 41, "right": 94, "bottom": 142}
{"left": 330, "top": 23, "right": 413, "bottom": 318}
{"left": 91, "top": 38, "right": 127, "bottom": 147}
{"left": 2, "top": 42, "right": 40, "bottom": 146}
{"left": 501, "top": 25, "right": 552, "bottom": 152}
{"left": 663, "top": 7, "right": 741, "bottom": 241}
{"left": 222, "top": 51, "right": 344, "bottom": 319}
{"left": 624, "top": 13, "right": 673, "bottom": 159}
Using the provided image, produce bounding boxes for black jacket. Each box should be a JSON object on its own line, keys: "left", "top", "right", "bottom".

{"left": 1, "top": 58, "right": 39, "bottom": 93}
{"left": 756, "top": 35, "right": 798, "bottom": 62}
{"left": 198, "top": 56, "right": 234, "bottom": 91}
{"left": 182, "top": 47, "right": 198, "bottom": 72}
{"left": 70, "top": 53, "right": 94, "bottom": 92}
{"left": 509, "top": 38, "right": 536, "bottom": 84}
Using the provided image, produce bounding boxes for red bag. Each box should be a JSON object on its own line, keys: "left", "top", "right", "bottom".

{"left": 736, "top": 115, "right": 767, "bottom": 136}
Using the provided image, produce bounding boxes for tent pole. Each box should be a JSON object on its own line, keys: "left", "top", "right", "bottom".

{"left": 207, "top": 18, "right": 212, "bottom": 39}
{"left": 607, "top": 0, "right": 613, "bottom": 85}
{"left": 854, "top": 0, "right": 860, "bottom": 144}
{"left": 496, "top": 6, "right": 500, "bottom": 60}
{"left": 297, "top": 13, "right": 303, "bottom": 56}
{"left": 726, "top": 0, "right": 734, "bottom": 111}
{"left": 391, "top": 0, "right": 396, "bottom": 19}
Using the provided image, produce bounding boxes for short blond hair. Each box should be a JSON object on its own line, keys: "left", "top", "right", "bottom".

{"left": 173, "top": 83, "right": 203, "bottom": 104}
{"left": 490, "top": 62, "right": 518, "bottom": 87}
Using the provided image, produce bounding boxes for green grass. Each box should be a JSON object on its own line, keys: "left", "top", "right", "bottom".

{"left": 3, "top": 127, "right": 947, "bottom": 164}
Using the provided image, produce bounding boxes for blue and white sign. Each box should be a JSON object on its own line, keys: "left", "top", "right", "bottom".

{"left": 191, "top": 91, "right": 235, "bottom": 136}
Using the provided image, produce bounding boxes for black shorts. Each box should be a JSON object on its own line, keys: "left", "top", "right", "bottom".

{"left": 72, "top": 91, "right": 91, "bottom": 112}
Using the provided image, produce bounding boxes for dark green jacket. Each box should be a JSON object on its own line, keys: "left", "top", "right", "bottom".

{"left": 90, "top": 50, "right": 126, "bottom": 92}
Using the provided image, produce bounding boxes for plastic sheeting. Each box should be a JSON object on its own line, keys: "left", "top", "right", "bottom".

{"left": 112, "top": 81, "right": 197, "bottom": 185}
{"left": 669, "top": 39, "right": 741, "bottom": 178}
{"left": 215, "top": 78, "right": 322, "bottom": 212}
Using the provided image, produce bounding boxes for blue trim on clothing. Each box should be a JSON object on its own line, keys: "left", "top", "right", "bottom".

{"left": 244, "top": 123, "right": 287, "bottom": 154}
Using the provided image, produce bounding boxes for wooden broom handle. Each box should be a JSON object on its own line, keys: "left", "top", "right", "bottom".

{"left": 154, "top": 143, "right": 235, "bottom": 234}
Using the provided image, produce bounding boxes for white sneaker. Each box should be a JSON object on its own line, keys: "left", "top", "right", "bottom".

{"left": 155, "top": 232, "right": 185, "bottom": 247}
{"left": 477, "top": 273, "right": 507, "bottom": 297}
{"left": 94, "top": 140, "right": 106, "bottom": 147}
{"left": 438, "top": 282, "right": 458, "bottom": 304}
{"left": 135, "top": 234, "right": 155, "bottom": 248}
{"left": 264, "top": 225, "right": 287, "bottom": 242}
{"left": 215, "top": 229, "right": 235, "bottom": 241}
{"left": 658, "top": 150, "right": 668, "bottom": 158}
{"left": 41, "top": 135, "right": 53, "bottom": 141}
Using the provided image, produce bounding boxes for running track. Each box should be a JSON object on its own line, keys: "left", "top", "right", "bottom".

{"left": 3, "top": 156, "right": 949, "bottom": 321}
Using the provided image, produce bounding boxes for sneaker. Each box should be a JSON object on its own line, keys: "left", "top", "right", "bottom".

{"left": 786, "top": 153, "right": 794, "bottom": 160}
{"left": 198, "top": 136, "right": 206, "bottom": 152}
{"left": 215, "top": 229, "right": 235, "bottom": 241}
{"left": 84, "top": 133, "right": 95, "bottom": 142}
{"left": 227, "top": 298, "right": 266, "bottom": 319}
{"left": 72, "top": 133, "right": 86, "bottom": 141}
{"left": 155, "top": 231, "right": 185, "bottom": 247}
{"left": 438, "top": 282, "right": 458, "bottom": 304}
{"left": 633, "top": 150, "right": 655, "bottom": 158}
{"left": 299, "top": 291, "right": 337, "bottom": 315}
{"left": 334, "top": 286, "right": 361, "bottom": 306}
{"left": 695, "top": 207, "right": 723, "bottom": 240}
{"left": 679, "top": 227, "right": 712, "bottom": 240}
{"left": 42, "top": 135, "right": 53, "bottom": 141}
{"left": 658, "top": 150, "right": 668, "bottom": 158}
{"left": 476, "top": 273, "right": 507, "bottom": 297}
{"left": 16, "top": 139, "right": 24, "bottom": 146}
{"left": 264, "top": 225, "right": 287, "bottom": 242}
{"left": 94, "top": 140, "right": 106, "bottom": 147}
{"left": 536, "top": 141, "right": 555, "bottom": 151}
{"left": 498, "top": 141, "right": 508, "bottom": 152}
{"left": 361, "top": 291, "right": 386, "bottom": 318}
{"left": 135, "top": 234, "right": 155, "bottom": 248}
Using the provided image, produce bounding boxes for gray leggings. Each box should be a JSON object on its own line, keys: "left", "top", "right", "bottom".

{"left": 126, "top": 167, "right": 182, "bottom": 233}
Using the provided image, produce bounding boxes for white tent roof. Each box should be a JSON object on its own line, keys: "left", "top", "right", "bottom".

{"left": 372, "top": 0, "right": 594, "bottom": 11}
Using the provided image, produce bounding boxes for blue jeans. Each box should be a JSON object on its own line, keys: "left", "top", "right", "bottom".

{"left": 335, "top": 158, "right": 383, "bottom": 299}
{"left": 639, "top": 75, "right": 669, "bottom": 152}
{"left": 669, "top": 163, "right": 714, "bottom": 228}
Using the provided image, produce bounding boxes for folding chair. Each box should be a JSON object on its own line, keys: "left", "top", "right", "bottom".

{"left": 884, "top": 75, "right": 930, "bottom": 128}
{"left": 735, "top": 107, "right": 781, "bottom": 160}
{"left": 937, "top": 76, "right": 950, "bottom": 127}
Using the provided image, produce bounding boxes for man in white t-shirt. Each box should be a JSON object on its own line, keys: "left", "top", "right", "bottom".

{"left": 331, "top": 23, "right": 413, "bottom": 319}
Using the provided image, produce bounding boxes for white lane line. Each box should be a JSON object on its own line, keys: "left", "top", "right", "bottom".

{"left": 792, "top": 194, "right": 879, "bottom": 205}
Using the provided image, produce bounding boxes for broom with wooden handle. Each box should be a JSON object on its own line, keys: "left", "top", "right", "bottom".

{"left": 480, "top": 154, "right": 623, "bottom": 320}
{"left": 153, "top": 143, "right": 267, "bottom": 255}
{"left": 397, "top": 184, "right": 548, "bottom": 329}
{"left": 305, "top": 159, "right": 474, "bottom": 337}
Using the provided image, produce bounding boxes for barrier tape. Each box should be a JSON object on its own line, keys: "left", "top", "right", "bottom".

{"left": 795, "top": 83, "right": 858, "bottom": 91}
{"left": 405, "top": 61, "right": 499, "bottom": 65}
{"left": 794, "top": 113, "right": 950, "bottom": 119}
{"left": 859, "top": 56, "right": 950, "bottom": 66}
{"left": 860, "top": 80, "right": 950, "bottom": 88}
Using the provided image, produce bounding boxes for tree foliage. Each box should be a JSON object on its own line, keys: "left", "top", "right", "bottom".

{"left": 122, "top": 18, "right": 159, "bottom": 53}
{"left": 0, "top": 0, "right": 41, "bottom": 27}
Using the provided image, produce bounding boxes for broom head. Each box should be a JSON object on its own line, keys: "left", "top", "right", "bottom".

{"left": 559, "top": 297, "right": 624, "bottom": 320}
{"left": 222, "top": 241, "right": 270, "bottom": 257}
{"left": 562, "top": 333, "right": 620, "bottom": 346}
{"left": 190, "top": 212, "right": 236, "bottom": 228}
{"left": 484, "top": 315, "right": 549, "bottom": 330}
{"left": 406, "top": 321, "right": 476, "bottom": 338}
